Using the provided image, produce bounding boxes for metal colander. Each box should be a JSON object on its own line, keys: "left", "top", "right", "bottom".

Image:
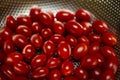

{"left": 0, "top": 0, "right": 120, "bottom": 79}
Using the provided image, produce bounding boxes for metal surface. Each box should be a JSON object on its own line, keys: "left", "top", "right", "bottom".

{"left": 0, "top": 0, "right": 120, "bottom": 79}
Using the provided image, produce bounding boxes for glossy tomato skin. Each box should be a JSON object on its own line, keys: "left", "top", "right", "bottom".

{"left": 74, "top": 67, "right": 88, "bottom": 80}
{"left": 46, "top": 57, "right": 61, "bottom": 69}
{"left": 5, "top": 52, "right": 23, "bottom": 65}
{"left": 77, "top": 36, "right": 89, "bottom": 45}
{"left": 3, "top": 40, "right": 15, "bottom": 54}
{"left": 31, "top": 22, "right": 42, "bottom": 33}
{"left": 30, "top": 5, "right": 41, "bottom": 22}
{"left": 65, "top": 20, "right": 83, "bottom": 37}
{"left": 49, "top": 69, "right": 61, "bottom": 80}
{"left": 90, "top": 68, "right": 102, "bottom": 79}
{"left": 65, "top": 35, "right": 77, "bottom": 47}
{"left": 17, "top": 15, "right": 32, "bottom": 27}
{"left": 88, "top": 33, "right": 101, "bottom": 43}
{"left": 101, "top": 32, "right": 117, "bottom": 46}
{"left": 73, "top": 43, "right": 88, "bottom": 60}
{"left": 95, "top": 53, "right": 104, "bottom": 67}
{"left": 56, "top": 10, "right": 74, "bottom": 22}
{"left": 58, "top": 41, "right": 71, "bottom": 60}
{"left": 13, "top": 61, "right": 30, "bottom": 75}
{"left": 16, "top": 25, "right": 32, "bottom": 37}
{"left": 12, "top": 34, "right": 28, "bottom": 49}
{"left": 6, "top": 15, "right": 17, "bottom": 31}
{"left": 75, "top": 9, "right": 91, "bottom": 22}
{"left": 61, "top": 60, "right": 74, "bottom": 76}
{"left": 31, "top": 67, "right": 49, "bottom": 79}
{"left": 53, "top": 21, "right": 65, "bottom": 34}
{"left": 92, "top": 20, "right": 108, "bottom": 33}
{"left": 22, "top": 44, "right": 36, "bottom": 61}
{"left": 31, "top": 54, "right": 47, "bottom": 69}
{"left": 64, "top": 76, "right": 78, "bottom": 80}
{"left": 43, "top": 40, "right": 55, "bottom": 58}
{"left": 30, "top": 34, "right": 43, "bottom": 48}
{"left": 41, "top": 28, "right": 53, "bottom": 39}
{"left": 50, "top": 34, "right": 65, "bottom": 44}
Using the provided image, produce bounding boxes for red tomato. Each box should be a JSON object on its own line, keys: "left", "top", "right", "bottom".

{"left": 15, "top": 76, "right": 28, "bottom": 80}
{"left": 56, "top": 10, "right": 74, "bottom": 22}
{"left": 31, "top": 22, "right": 42, "bottom": 33}
{"left": 73, "top": 43, "right": 88, "bottom": 60}
{"left": 95, "top": 53, "right": 104, "bottom": 67}
{"left": 61, "top": 60, "right": 74, "bottom": 76}
{"left": 65, "top": 20, "right": 83, "bottom": 37}
{"left": 49, "top": 69, "right": 61, "bottom": 80}
{"left": 58, "top": 41, "right": 71, "bottom": 60}
{"left": 64, "top": 76, "right": 78, "bottom": 80}
{"left": 90, "top": 68, "right": 102, "bottom": 79}
{"left": 88, "top": 33, "right": 101, "bottom": 43}
{"left": 41, "top": 28, "right": 53, "bottom": 39}
{"left": 77, "top": 35, "right": 89, "bottom": 45}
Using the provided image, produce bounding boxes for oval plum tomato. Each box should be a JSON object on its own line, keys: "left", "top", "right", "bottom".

{"left": 80, "top": 21, "right": 91, "bottom": 35}
{"left": 61, "top": 60, "right": 74, "bottom": 76}
{"left": 88, "top": 33, "right": 101, "bottom": 43}
{"left": 41, "top": 28, "right": 53, "bottom": 39}
{"left": 31, "top": 67, "right": 49, "bottom": 79}
{"left": 64, "top": 76, "right": 78, "bottom": 80}
{"left": 12, "top": 34, "right": 28, "bottom": 49}
{"left": 56, "top": 10, "right": 74, "bottom": 22}
{"left": 90, "top": 68, "right": 102, "bottom": 79}
{"left": 95, "top": 53, "right": 104, "bottom": 67}
{"left": 1, "top": 65, "right": 16, "bottom": 80}
{"left": 53, "top": 21, "right": 65, "bottom": 34}
{"left": 22, "top": 44, "right": 36, "bottom": 61}
{"left": 65, "top": 35, "right": 77, "bottom": 47}
{"left": 46, "top": 57, "right": 61, "bottom": 69}
{"left": 73, "top": 43, "right": 88, "bottom": 60}
{"left": 6, "top": 15, "right": 17, "bottom": 31}
{"left": 16, "top": 25, "right": 32, "bottom": 37}
{"left": 43, "top": 40, "right": 55, "bottom": 58}
{"left": 92, "top": 20, "right": 108, "bottom": 33}
{"left": 77, "top": 36, "right": 89, "bottom": 45}
{"left": 30, "top": 5, "right": 41, "bottom": 22}
{"left": 74, "top": 67, "right": 88, "bottom": 80}
{"left": 58, "top": 41, "right": 71, "bottom": 60}
{"left": 101, "top": 32, "right": 117, "bottom": 46}
{"left": 13, "top": 61, "right": 30, "bottom": 75}
{"left": 49, "top": 69, "right": 61, "bottom": 80}
{"left": 38, "top": 11, "right": 54, "bottom": 26}
{"left": 81, "top": 55, "right": 98, "bottom": 69}
{"left": 50, "top": 34, "right": 65, "bottom": 44}
{"left": 75, "top": 9, "right": 91, "bottom": 22}
{"left": 30, "top": 34, "right": 43, "bottom": 48}
{"left": 5, "top": 52, "right": 23, "bottom": 65}
{"left": 65, "top": 20, "right": 83, "bottom": 37}
{"left": 31, "top": 54, "right": 47, "bottom": 69}
{"left": 31, "top": 22, "right": 42, "bottom": 33}
{"left": 3, "top": 40, "right": 15, "bottom": 54}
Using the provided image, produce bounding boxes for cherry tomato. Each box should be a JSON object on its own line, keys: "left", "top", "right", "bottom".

{"left": 74, "top": 67, "right": 88, "bottom": 80}
{"left": 64, "top": 76, "right": 78, "bottom": 80}
{"left": 101, "top": 32, "right": 117, "bottom": 46}
{"left": 17, "top": 15, "right": 32, "bottom": 27}
{"left": 65, "top": 20, "right": 83, "bottom": 37}
{"left": 58, "top": 41, "right": 71, "bottom": 60}
{"left": 90, "top": 68, "right": 102, "bottom": 79}
{"left": 49, "top": 69, "right": 61, "bottom": 80}
{"left": 31, "top": 22, "right": 42, "bottom": 33}
{"left": 31, "top": 67, "right": 49, "bottom": 79}
{"left": 50, "top": 34, "right": 65, "bottom": 44}
{"left": 77, "top": 36, "right": 89, "bottom": 45}
{"left": 81, "top": 55, "right": 98, "bottom": 69}
{"left": 65, "top": 35, "right": 77, "bottom": 47}
{"left": 61, "top": 60, "right": 74, "bottom": 76}
{"left": 43, "top": 40, "right": 55, "bottom": 58}
{"left": 41, "top": 28, "right": 53, "bottom": 39}
{"left": 75, "top": 9, "right": 91, "bottom": 22}
{"left": 13, "top": 61, "right": 30, "bottom": 75}
{"left": 53, "top": 21, "right": 65, "bottom": 34}
{"left": 5, "top": 52, "right": 23, "bottom": 65}
{"left": 30, "top": 34, "right": 43, "bottom": 48}
{"left": 3, "top": 40, "right": 15, "bottom": 54}
{"left": 46, "top": 57, "right": 61, "bottom": 69}
{"left": 73, "top": 43, "right": 88, "bottom": 60}
{"left": 16, "top": 25, "right": 32, "bottom": 37}
{"left": 22, "top": 44, "right": 36, "bottom": 61}
{"left": 12, "top": 34, "right": 28, "bottom": 49}
{"left": 30, "top": 5, "right": 41, "bottom": 22}
{"left": 92, "top": 20, "right": 108, "bottom": 33}
{"left": 31, "top": 54, "right": 47, "bottom": 69}
{"left": 80, "top": 21, "right": 91, "bottom": 35}
{"left": 95, "top": 53, "right": 104, "bottom": 67}
{"left": 56, "top": 10, "right": 74, "bottom": 22}
{"left": 88, "top": 33, "right": 101, "bottom": 43}
{"left": 6, "top": 15, "right": 17, "bottom": 31}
